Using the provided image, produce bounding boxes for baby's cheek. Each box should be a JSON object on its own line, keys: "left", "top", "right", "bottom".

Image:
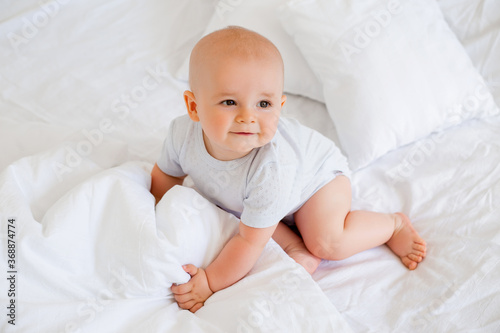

{"left": 259, "top": 126, "right": 278, "bottom": 145}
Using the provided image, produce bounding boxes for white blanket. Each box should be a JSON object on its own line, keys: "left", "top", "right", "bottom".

{"left": 0, "top": 146, "right": 351, "bottom": 332}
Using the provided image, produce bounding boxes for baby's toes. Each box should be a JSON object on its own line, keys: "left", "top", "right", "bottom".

{"left": 414, "top": 243, "right": 426, "bottom": 252}
{"left": 408, "top": 253, "right": 423, "bottom": 263}
{"left": 413, "top": 243, "right": 427, "bottom": 257}
{"left": 402, "top": 256, "right": 418, "bottom": 270}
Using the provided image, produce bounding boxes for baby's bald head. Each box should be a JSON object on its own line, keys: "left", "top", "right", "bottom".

{"left": 188, "top": 26, "right": 284, "bottom": 94}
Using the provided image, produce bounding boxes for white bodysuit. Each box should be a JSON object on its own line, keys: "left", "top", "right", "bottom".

{"left": 157, "top": 115, "right": 350, "bottom": 228}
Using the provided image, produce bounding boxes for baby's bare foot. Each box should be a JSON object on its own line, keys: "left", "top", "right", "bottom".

{"left": 386, "top": 213, "right": 426, "bottom": 270}
{"left": 286, "top": 245, "right": 322, "bottom": 274}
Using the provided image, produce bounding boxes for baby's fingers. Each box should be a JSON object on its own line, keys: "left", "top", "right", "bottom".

{"left": 189, "top": 302, "right": 204, "bottom": 313}
{"left": 182, "top": 264, "right": 199, "bottom": 277}
{"left": 171, "top": 282, "right": 191, "bottom": 295}
{"left": 173, "top": 292, "right": 193, "bottom": 304}
{"left": 177, "top": 299, "right": 198, "bottom": 311}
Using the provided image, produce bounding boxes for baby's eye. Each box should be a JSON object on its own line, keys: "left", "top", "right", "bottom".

{"left": 222, "top": 100, "right": 236, "bottom": 106}
{"left": 259, "top": 101, "right": 271, "bottom": 108}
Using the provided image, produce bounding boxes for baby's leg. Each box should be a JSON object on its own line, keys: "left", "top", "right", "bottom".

{"left": 294, "top": 176, "right": 426, "bottom": 270}
{"left": 272, "top": 222, "right": 321, "bottom": 274}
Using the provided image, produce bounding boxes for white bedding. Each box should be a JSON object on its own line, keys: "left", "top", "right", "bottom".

{"left": 1, "top": 0, "right": 500, "bottom": 332}
{"left": 315, "top": 115, "right": 500, "bottom": 332}
{"left": 0, "top": 157, "right": 349, "bottom": 332}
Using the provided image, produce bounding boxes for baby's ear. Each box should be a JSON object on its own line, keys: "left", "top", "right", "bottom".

{"left": 281, "top": 94, "right": 287, "bottom": 108}
{"left": 184, "top": 90, "right": 199, "bottom": 122}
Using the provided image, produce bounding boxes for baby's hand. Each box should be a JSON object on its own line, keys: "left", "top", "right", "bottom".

{"left": 171, "top": 264, "right": 214, "bottom": 313}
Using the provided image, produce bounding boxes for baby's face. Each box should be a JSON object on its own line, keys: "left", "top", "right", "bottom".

{"left": 187, "top": 53, "right": 286, "bottom": 161}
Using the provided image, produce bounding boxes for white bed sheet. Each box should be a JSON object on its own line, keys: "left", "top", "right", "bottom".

{"left": 1, "top": 0, "right": 500, "bottom": 332}
{"left": 314, "top": 115, "right": 500, "bottom": 332}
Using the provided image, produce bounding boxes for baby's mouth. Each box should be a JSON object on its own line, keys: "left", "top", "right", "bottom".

{"left": 232, "top": 132, "right": 255, "bottom": 136}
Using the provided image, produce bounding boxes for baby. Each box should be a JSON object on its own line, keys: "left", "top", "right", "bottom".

{"left": 150, "top": 26, "right": 426, "bottom": 313}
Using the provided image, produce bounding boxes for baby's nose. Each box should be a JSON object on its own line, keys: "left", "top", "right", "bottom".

{"left": 236, "top": 107, "right": 256, "bottom": 123}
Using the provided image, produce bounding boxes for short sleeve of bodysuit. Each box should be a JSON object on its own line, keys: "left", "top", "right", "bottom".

{"left": 157, "top": 117, "right": 187, "bottom": 178}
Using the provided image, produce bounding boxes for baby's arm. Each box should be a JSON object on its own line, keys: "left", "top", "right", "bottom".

{"left": 171, "top": 221, "right": 277, "bottom": 312}
{"left": 206, "top": 221, "right": 277, "bottom": 291}
{"left": 150, "top": 163, "right": 185, "bottom": 204}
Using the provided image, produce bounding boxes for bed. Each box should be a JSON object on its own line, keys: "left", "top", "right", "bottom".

{"left": 1, "top": 0, "right": 499, "bottom": 332}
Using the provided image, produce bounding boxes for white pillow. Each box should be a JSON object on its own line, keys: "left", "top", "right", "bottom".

{"left": 279, "top": 0, "right": 499, "bottom": 170}
{"left": 175, "top": 0, "right": 324, "bottom": 103}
